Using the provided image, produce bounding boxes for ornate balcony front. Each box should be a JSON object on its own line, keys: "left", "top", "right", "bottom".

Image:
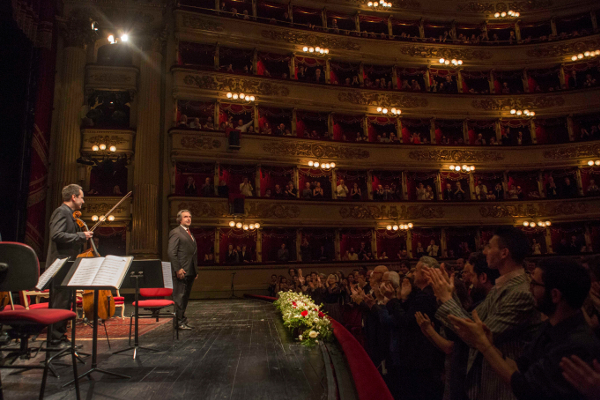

{"left": 81, "top": 195, "right": 132, "bottom": 224}
{"left": 85, "top": 65, "right": 139, "bottom": 94}
{"left": 168, "top": 195, "right": 598, "bottom": 228}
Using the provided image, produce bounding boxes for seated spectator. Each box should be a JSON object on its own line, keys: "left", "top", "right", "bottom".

{"left": 239, "top": 245, "right": 252, "bottom": 263}
{"left": 474, "top": 134, "right": 487, "bottom": 146}
{"left": 261, "top": 122, "right": 272, "bottom": 135}
{"left": 313, "top": 182, "right": 324, "bottom": 198}
{"left": 560, "top": 177, "right": 578, "bottom": 198}
{"left": 189, "top": 117, "right": 201, "bottom": 130}
{"left": 493, "top": 183, "right": 504, "bottom": 200}
{"left": 200, "top": 177, "right": 213, "bottom": 197}
{"left": 532, "top": 238, "right": 542, "bottom": 255}
{"left": 454, "top": 182, "right": 467, "bottom": 201}
{"left": 379, "top": 251, "right": 389, "bottom": 260}
{"left": 487, "top": 190, "right": 497, "bottom": 200}
{"left": 383, "top": 185, "right": 394, "bottom": 201}
{"left": 427, "top": 240, "right": 439, "bottom": 257}
{"left": 374, "top": 184, "right": 385, "bottom": 201}
{"left": 239, "top": 177, "right": 254, "bottom": 197}
{"left": 264, "top": 189, "right": 272, "bottom": 198}
{"left": 184, "top": 176, "right": 197, "bottom": 196}
{"left": 272, "top": 184, "right": 284, "bottom": 198}
{"left": 449, "top": 258, "right": 600, "bottom": 400}
{"left": 425, "top": 185, "right": 435, "bottom": 200}
{"left": 204, "top": 247, "right": 215, "bottom": 264}
{"left": 443, "top": 183, "right": 454, "bottom": 201}
{"left": 416, "top": 183, "right": 427, "bottom": 201}
{"left": 314, "top": 68, "right": 324, "bottom": 83}
{"left": 397, "top": 249, "right": 409, "bottom": 260}
{"left": 476, "top": 180, "right": 488, "bottom": 200}
{"left": 301, "top": 182, "right": 312, "bottom": 199}
{"left": 587, "top": 179, "right": 600, "bottom": 196}
{"left": 204, "top": 116, "right": 214, "bottom": 130}
{"left": 346, "top": 247, "right": 358, "bottom": 261}
{"left": 415, "top": 242, "right": 425, "bottom": 258}
{"left": 350, "top": 183, "right": 362, "bottom": 200}
{"left": 336, "top": 179, "right": 349, "bottom": 199}
{"left": 225, "top": 244, "right": 238, "bottom": 264}
{"left": 277, "top": 243, "right": 289, "bottom": 262}
{"left": 285, "top": 182, "right": 297, "bottom": 198}
{"left": 508, "top": 184, "right": 519, "bottom": 200}
{"left": 178, "top": 114, "right": 188, "bottom": 127}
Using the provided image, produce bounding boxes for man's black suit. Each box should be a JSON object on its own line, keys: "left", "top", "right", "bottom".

{"left": 46, "top": 204, "right": 87, "bottom": 341}
{"left": 167, "top": 226, "right": 198, "bottom": 326}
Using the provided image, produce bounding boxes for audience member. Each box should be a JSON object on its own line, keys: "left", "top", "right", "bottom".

{"left": 239, "top": 177, "right": 254, "bottom": 197}
{"left": 184, "top": 176, "right": 197, "bottom": 196}
{"left": 336, "top": 179, "right": 349, "bottom": 199}
{"left": 200, "top": 177, "right": 213, "bottom": 197}
{"left": 277, "top": 243, "right": 290, "bottom": 262}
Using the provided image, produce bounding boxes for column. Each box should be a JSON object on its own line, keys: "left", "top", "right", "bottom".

{"left": 406, "top": 230, "right": 413, "bottom": 258}
{"left": 585, "top": 224, "right": 593, "bottom": 252}
{"left": 495, "top": 120, "right": 503, "bottom": 142}
{"left": 371, "top": 229, "right": 378, "bottom": 258}
{"left": 529, "top": 119, "right": 537, "bottom": 144}
{"left": 591, "top": 10, "right": 598, "bottom": 32}
{"left": 355, "top": 13, "right": 360, "bottom": 33}
{"left": 392, "top": 66, "right": 398, "bottom": 90}
{"left": 397, "top": 118, "right": 403, "bottom": 144}
{"left": 325, "top": 59, "right": 331, "bottom": 84}
{"left": 475, "top": 229, "right": 482, "bottom": 251}
{"left": 253, "top": 103, "right": 259, "bottom": 132}
{"left": 544, "top": 227, "right": 553, "bottom": 254}
{"left": 255, "top": 165, "right": 261, "bottom": 197}
{"left": 321, "top": 8, "right": 327, "bottom": 28}
{"left": 358, "top": 62, "right": 364, "bottom": 86}
{"left": 214, "top": 44, "right": 220, "bottom": 69}
{"left": 457, "top": 70, "right": 465, "bottom": 94}
{"left": 367, "top": 171, "right": 374, "bottom": 200}
{"left": 462, "top": 119, "right": 469, "bottom": 144}
{"left": 215, "top": 228, "right": 221, "bottom": 264}
{"left": 214, "top": 101, "right": 220, "bottom": 131}
{"left": 296, "top": 229, "right": 303, "bottom": 261}
{"left": 550, "top": 17, "right": 557, "bottom": 36}
{"left": 252, "top": 48, "right": 258, "bottom": 75}
{"left": 292, "top": 108, "right": 297, "bottom": 136}
{"left": 418, "top": 18, "right": 424, "bottom": 39}
{"left": 214, "top": 163, "right": 220, "bottom": 196}
{"left": 522, "top": 69, "right": 529, "bottom": 93}
{"left": 503, "top": 171, "right": 509, "bottom": 194}
{"left": 335, "top": 229, "right": 341, "bottom": 261}
{"left": 567, "top": 115, "right": 575, "bottom": 141}
{"left": 514, "top": 21, "right": 522, "bottom": 41}
{"left": 575, "top": 168, "right": 584, "bottom": 196}
{"left": 558, "top": 65, "right": 566, "bottom": 89}
{"left": 537, "top": 171, "right": 545, "bottom": 198}
{"left": 401, "top": 171, "right": 408, "bottom": 200}
{"left": 387, "top": 17, "right": 393, "bottom": 37}
{"left": 328, "top": 113, "right": 333, "bottom": 139}
{"left": 131, "top": 35, "right": 164, "bottom": 259}
{"left": 430, "top": 118, "right": 437, "bottom": 144}
{"left": 288, "top": 3, "right": 293, "bottom": 24}
{"left": 252, "top": 0, "right": 257, "bottom": 18}
{"left": 293, "top": 167, "right": 300, "bottom": 198}
{"left": 424, "top": 66, "right": 431, "bottom": 91}
{"left": 436, "top": 172, "right": 443, "bottom": 201}
{"left": 50, "top": 18, "right": 91, "bottom": 207}
{"left": 489, "top": 70, "right": 496, "bottom": 94}
{"left": 363, "top": 116, "right": 369, "bottom": 141}
{"left": 290, "top": 54, "right": 295, "bottom": 80}
{"left": 440, "top": 228, "right": 447, "bottom": 258}
{"left": 256, "top": 229, "right": 262, "bottom": 262}
{"left": 331, "top": 168, "right": 337, "bottom": 199}
{"left": 468, "top": 173, "right": 475, "bottom": 200}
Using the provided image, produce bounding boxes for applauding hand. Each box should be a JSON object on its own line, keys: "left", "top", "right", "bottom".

{"left": 424, "top": 264, "right": 454, "bottom": 303}
{"left": 400, "top": 278, "right": 412, "bottom": 301}
{"left": 415, "top": 311, "right": 434, "bottom": 335}
{"left": 560, "top": 356, "right": 600, "bottom": 400}
{"left": 448, "top": 310, "right": 493, "bottom": 351}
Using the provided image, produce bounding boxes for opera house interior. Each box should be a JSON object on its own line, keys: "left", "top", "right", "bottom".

{"left": 2, "top": 0, "right": 600, "bottom": 399}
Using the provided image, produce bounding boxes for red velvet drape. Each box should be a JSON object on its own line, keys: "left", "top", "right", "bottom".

{"left": 340, "top": 230, "right": 372, "bottom": 258}
{"left": 219, "top": 228, "right": 257, "bottom": 263}
{"left": 376, "top": 230, "right": 407, "bottom": 260}
{"left": 261, "top": 229, "right": 297, "bottom": 262}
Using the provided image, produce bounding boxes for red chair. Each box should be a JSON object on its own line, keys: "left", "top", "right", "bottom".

{"left": 0, "top": 242, "right": 80, "bottom": 399}
{"left": 129, "top": 288, "right": 178, "bottom": 344}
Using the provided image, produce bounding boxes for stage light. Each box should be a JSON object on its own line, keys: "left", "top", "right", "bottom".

{"left": 107, "top": 34, "right": 115, "bottom": 44}
{"left": 545, "top": 221, "right": 551, "bottom": 226}
{"left": 588, "top": 161, "right": 594, "bottom": 166}
{"left": 108, "top": 215, "right": 115, "bottom": 221}
{"left": 314, "top": 162, "right": 320, "bottom": 168}
{"left": 249, "top": 224, "right": 255, "bottom": 230}
{"left": 308, "top": 161, "right": 314, "bottom": 167}
{"left": 392, "top": 225, "right": 398, "bottom": 231}
{"left": 439, "top": 58, "right": 445, "bottom": 64}
{"left": 254, "top": 223, "right": 260, "bottom": 229}
{"left": 109, "top": 146, "right": 117, "bottom": 152}
{"left": 523, "top": 221, "right": 529, "bottom": 226}
{"left": 232, "top": 94, "right": 239, "bottom": 99}
{"left": 330, "top": 162, "right": 336, "bottom": 168}
{"left": 92, "top": 215, "right": 99, "bottom": 221}
{"left": 226, "top": 92, "right": 232, "bottom": 98}
{"left": 530, "top": 222, "right": 536, "bottom": 227}
{"left": 408, "top": 223, "right": 413, "bottom": 228}
{"left": 303, "top": 46, "right": 308, "bottom": 52}
{"left": 229, "top": 221, "right": 235, "bottom": 227}
{"left": 92, "top": 145, "right": 99, "bottom": 151}
{"left": 120, "top": 34, "right": 129, "bottom": 42}
{"left": 243, "top": 224, "right": 249, "bottom": 230}
{"left": 99, "top": 144, "right": 107, "bottom": 151}
{"left": 596, "top": 160, "right": 600, "bottom": 166}
{"left": 386, "top": 225, "right": 392, "bottom": 230}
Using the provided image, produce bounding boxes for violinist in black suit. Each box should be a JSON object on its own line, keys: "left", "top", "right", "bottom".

{"left": 168, "top": 210, "right": 198, "bottom": 330}
{"left": 46, "top": 184, "right": 93, "bottom": 345}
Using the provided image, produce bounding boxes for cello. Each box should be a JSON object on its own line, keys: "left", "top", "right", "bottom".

{"left": 74, "top": 191, "right": 132, "bottom": 321}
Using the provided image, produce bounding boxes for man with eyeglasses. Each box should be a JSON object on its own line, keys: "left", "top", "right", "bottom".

{"left": 447, "top": 257, "right": 600, "bottom": 400}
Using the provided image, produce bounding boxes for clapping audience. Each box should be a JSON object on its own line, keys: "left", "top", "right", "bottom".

{"left": 270, "top": 225, "right": 600, "bottom": 399}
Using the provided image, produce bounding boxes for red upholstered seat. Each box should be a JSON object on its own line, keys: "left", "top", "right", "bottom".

{"left": 0, "top": 309, "right": 76, "bottom": 326}
{"left": 140, "top": 288, "right": 172, "bottom": 297}
{"left": 114, "top": 297, "right": 125, "bottom": 302}
{"left": 2, "top": 304, "right": 25, "bottom": 311}
{"left": 133, "top": 300, "right": 174, "bottom": 308}
{"left": 28, "top": 303, "right": 49, "bottom": 310}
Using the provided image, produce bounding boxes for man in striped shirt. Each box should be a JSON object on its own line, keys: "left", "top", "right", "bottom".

{"left": 427, "top": 227, "right": 541, "bottom": 400}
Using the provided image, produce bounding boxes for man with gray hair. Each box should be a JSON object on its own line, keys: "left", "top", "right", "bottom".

{"left": 168, "top": 209, "right": 198, "bottom": 330}
{"left": 46, "top": 184, "right": 93, "bottom": 346}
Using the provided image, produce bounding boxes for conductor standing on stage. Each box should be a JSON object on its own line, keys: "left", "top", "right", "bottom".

{"left": 168, "top": 209, "right": 198, "bottom": 330}
{"left": 47, "top": 184, "right": 93, "bottom": 345}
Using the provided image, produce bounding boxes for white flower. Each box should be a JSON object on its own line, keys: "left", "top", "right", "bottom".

{"left": 309, "top": 331, "right": 319, "bottom": 339}
{"left": 298, "top": 335, "right": 303, "bottom": 340}
{"left": 314, "top": 318, "right": 319, "bottom": 324}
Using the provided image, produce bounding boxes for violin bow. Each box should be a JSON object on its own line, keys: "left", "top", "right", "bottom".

{"left": 89, "top": 191, "right": 133, "bottom": 231}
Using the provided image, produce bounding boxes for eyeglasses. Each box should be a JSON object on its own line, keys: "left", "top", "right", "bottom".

{"left": 529, "top": 279, "right": 545, "bottom": 288}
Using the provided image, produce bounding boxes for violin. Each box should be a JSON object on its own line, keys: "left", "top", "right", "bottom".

{"left": 74, "top": 191, "right": 132, "bottom": 321}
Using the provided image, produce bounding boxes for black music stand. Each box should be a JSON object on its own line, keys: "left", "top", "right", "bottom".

{"left": 61, "top": 260, "right": 131, "bottom": 385}
{"left": 229, "top": 271, "right": 242, "bottom": 299}
{"left": 113, "top": 259, "right": 165, "bottom": 360}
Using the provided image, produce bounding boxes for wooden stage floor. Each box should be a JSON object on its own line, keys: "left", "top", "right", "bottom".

{"left": 1, "top": 299, "right": 328, "bottom": 400}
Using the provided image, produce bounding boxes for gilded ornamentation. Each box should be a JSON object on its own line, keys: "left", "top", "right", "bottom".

{"left": 261, "top": 30, "right": 361, "bottom": 51}
{"left": 396, "top": 45, "right": 492, "bottom": 61}
{"left": 263, "top": 142, "right": 369, "bottom": 159}
{"left": 471, "top": 96, "right": 565, "bottom": 111}
{"left": 183, "top": 74, "right": 290, "bottom": 97}
{"left": 246, "top": 203, "right": 301, "bottom": 219}
{"left": 339, "top": 205, "right": 444, "bottom": 219}
{"left": 544, "top": 143, "right": 600, "bottom": 159}
{"left": 60, "top": 10, "right": 97, "bottom": 48}
{"left": 457, "top": 1, "right": 552, "bottom": 13}
{"left": 181, "top": 14, "right": 224, "bottom": 32}
{"left": 526, "top": 38, "right": 600, "bottom": 58}
{"left": 344, "top": 0, "right": 420, "bottom": 9}
{"left": 87, "top": 135, "right": 128, "bottom": 146}
{"left": 479, "top": 202, "right": 588, "bottom": 218}
{"left": 408, "top": 149, "right": 504, "bottom": 162}
{"left": 88, "top": 74, "right": 133, "bottom": 83}
{"left": 180, "top": 136, "right": 222, "bottom": 150}
{"left": 83, "top": 203, "right": 125, "bottom": 214}
{"left": 178, "top": 201, "right": 228, "bottom": 218}
{"left": 338, "top": 91, "right": 428, "bottom": 108}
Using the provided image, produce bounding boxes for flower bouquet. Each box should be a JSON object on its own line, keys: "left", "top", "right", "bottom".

{"left": 274, "top": 291, "right": 333, "bottom": 346}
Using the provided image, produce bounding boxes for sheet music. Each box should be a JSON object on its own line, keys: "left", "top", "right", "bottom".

{"left": 161, "top": 262, "right": 173, "bottom": 289}
{"left": 36, "top": 258, "right": 68, "bottom": 290}
{"left": 68, "top": 258, "right": 104, "bottom": 287}
{"left": 92, "top": 255, "right": 130, "bottom": 287}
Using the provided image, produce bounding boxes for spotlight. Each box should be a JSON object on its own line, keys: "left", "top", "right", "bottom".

{"left": 243, "top": 224, "right": 249, "bottom": 230}
{"left": 596, "top": 160, "right": 600, "bottom": 166}
{"left": 92, "top": 145, "right": 99, "bottom": 151}
{"left": 330, "top": 162, "right": 336, "bottom": 168}
{"left": 109, "top": 146, "right": 116, "bottom": 152}
{"left": 439, "top": 58, "right": 445, "bottom": 64}
{"left": 308, "top": 161, "right": 314, "bottom": 167}
{"left": 523, "top": 221, "right": 529, "bottom": 226}
{"left": 236, "top": 222, "right": 242, "bottom": 229}
{"left": 99, "top": 144, "right": 107, "bottom": 151}
{"left": 229, "top": 221, "right": 235, "bottom": 227}
{"left": 530, "top": 222, "right": 536, "bottom": 227}
{"left": 92, "top": 215, "right": 99, "bottom": 221}
{"left": 108, "top": 215, "right": 115, "bottom": 222}
{"left": 314, "top": 162, "right": 320, "bottom": 168}
{"left": 386, "top": 225, "right": 392, "bottom": 230}
{"left": 249, "top": 224, "right": 255, "bottom": 230}
{"left": 303, "top": 46, "right": 308, "bottom": 51}
{"left": 254, "top": 223, "right": 260, "bottom": 229}
{"left": 392, "top": 225, "right": 398, "bottom": 231}
{"left": 120, "top": 34, "right": 129, "bottom": 42}
{"left": 545, "top": 221, "right": 551, "bottom": 226}
{"left": 588, "top": 161, "right": 594, "bottom": 166}
{"left": 107, "top": 34, "right": 115, "bottom": 44}
{"left": 232, "top": 94, "right": 238, "bottom": 99}
{"left": 226, "top": 92, "right": 233, "bottom": 98}
{"left": 407, "top": 223, "right": 413, "bottom": 228}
